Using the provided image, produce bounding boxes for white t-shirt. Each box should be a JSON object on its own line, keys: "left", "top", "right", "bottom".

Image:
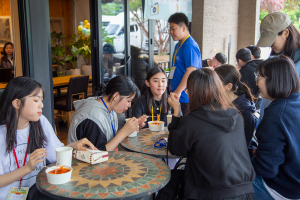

{"left": 263, "top": 179, "right": 291, "bottom": 200}
{"left": 0, "top": 115, "right": 64, "bottom": 199}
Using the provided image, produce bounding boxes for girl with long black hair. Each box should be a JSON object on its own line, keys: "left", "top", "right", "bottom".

{"left": 215, "top": 64, "right": 257, "bottom": 147}
{"left": 0, "top": 77, "right": 96, "bottom": 199}
{"left": 68, "top": 75, "right": 147, "bottom": 151}
{"left": 132, "top": 67, "right": 170, "bottom": 128}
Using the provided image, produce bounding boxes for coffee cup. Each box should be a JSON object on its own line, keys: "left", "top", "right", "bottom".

{"left": 125, "top": 118, "right": 138, "bottom": 137}
{"left": 55, "top": 147, "right": 73, "bottom": 167}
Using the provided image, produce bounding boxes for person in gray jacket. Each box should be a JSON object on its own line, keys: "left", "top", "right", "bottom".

{"left": 67, "top": 76, "right": 147, "bottom": 151}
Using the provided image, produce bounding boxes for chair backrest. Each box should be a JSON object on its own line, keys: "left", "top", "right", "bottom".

{"left": 0, "top": 68, "right": 12, "bottom": 83}
{"left": 66, "top": 75, "right": 89, "bottom": 111}
{"left": 0, "top": 88, "right": 4, "bottom": 102}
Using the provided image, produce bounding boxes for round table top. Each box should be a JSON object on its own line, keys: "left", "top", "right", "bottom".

{"left": 120, "top": 128, "right": 181, "bottom": 159}
{"left": 36, "top": 151, "right": 170, "bottom": 200}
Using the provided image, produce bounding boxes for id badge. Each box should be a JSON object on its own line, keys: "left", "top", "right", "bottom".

{"left": 6, "top": 187, "right": 29, "bottom": 200}
{"left": 168, "top": 66, "right": 176, "bottom": 79}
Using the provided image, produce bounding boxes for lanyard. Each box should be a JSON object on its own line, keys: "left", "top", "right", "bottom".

{"left": 151, "top": 103, "right": 162, "bottom": 121}
{"left": 9, "top": 125, "right": 30, "bottom": 189}
{"left": 101, "top": 97, "right": 116, "bottom": 137}
{"left": 173, "top": 34, "right": 190, "bottom": 65}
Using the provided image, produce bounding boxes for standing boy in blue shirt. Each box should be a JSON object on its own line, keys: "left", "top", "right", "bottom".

{"left": 168, "top": 13, "right": 202, "bottom": 115}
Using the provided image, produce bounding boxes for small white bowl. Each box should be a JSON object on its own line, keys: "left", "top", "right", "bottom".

{"left": 148, "top": 121, "right": 164, "bottom": 131}
{"left": 45, "top": 165, "right": 73, "bottom": 185}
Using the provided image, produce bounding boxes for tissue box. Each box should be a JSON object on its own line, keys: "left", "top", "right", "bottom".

{"left": 73, "top": 149, "right": 109, "bottom": 164}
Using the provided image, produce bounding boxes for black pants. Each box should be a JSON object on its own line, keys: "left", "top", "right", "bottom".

{"left": 27, "top": 184, "right": 56, "bottom": 200}
{"left": 156, "top": 170, "right": 185, "bottom": 200}
{"left": 180, "top": 103, "right": 189, "bottom": 116}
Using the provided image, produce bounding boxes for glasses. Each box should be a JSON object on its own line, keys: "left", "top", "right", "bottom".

{"left": 154, "top": 139, "right": 168, "bottom": 148}
{"left": 254, "top": 72, "right": 265, "bottom": 83}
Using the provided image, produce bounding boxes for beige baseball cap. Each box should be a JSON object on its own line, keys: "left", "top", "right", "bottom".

{"left": 257, "top": 12, "right": 291, "bottom": 47}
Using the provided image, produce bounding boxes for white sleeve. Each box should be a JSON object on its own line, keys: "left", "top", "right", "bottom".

{"left": 39, "top": 115, "right": 64, "bottom": 163}
{"left": 0, "top": 159, "right": 4, "bottom": 176}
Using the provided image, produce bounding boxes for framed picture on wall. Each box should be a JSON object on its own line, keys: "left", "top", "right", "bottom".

{"left": 0, "top": 16, "right": 12, "bottom": 47}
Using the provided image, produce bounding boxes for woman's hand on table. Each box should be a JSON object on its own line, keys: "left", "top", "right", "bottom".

{"left": 168, "top": 93, "right": 181, "bottom": 117}
{"left": 138, "top": 114, "right": 148, "bottom": 129}
{"left": 67, "top": 138, "right": 98, "bottom": 151}
{"left": 123, "top": 117, "right": 139, "bottom": 136}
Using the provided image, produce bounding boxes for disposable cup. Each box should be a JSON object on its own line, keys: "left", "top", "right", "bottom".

{"left": 125, "top": 118, "right": 138, "bottom": 137}
{"left": 55, "top": 147, "right": 73, "bottom": 167}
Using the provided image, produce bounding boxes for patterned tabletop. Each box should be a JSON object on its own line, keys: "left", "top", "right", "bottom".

{"left": 120, "top": 128, "right": 181, "bottom": 159}
{"left": 36, "top": 151, "right": 170, "bottom": 200}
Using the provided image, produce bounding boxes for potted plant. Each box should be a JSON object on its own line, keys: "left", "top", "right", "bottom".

{"left": 65, "top": 34, "right": 81, "bottom": 75}
{"left": 51, "top": 31, "right": 67, "bottom": 76}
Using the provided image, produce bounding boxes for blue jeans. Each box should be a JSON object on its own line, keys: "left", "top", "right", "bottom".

{"left": 253, "top": 176, "right": 275, "bottom": 200}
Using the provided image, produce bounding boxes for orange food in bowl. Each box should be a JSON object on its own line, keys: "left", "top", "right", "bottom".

{"left": 48, "top": 166, "right": 71, "bottom": 174}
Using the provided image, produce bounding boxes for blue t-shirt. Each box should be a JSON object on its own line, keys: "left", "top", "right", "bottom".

{"left": 170, "top": 36, "right": 202, "bottom": 103}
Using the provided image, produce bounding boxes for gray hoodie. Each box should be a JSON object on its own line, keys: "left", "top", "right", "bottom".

{"left": 67, "top": 97, "right": 118, "bottom": 145}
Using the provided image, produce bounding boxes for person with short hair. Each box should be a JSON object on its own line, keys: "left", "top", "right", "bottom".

{"left": 168, "top": 12, "right": 202, "bottom": 116}
{"left": 252, "top": 55, "right": 300, "bottom": 199}
{"left": 247, "top": 45, "right": 261, "bottom": 60}
{"left": 246, "top": 45, "right": 264, "bottom": 109}
{"left": 202, "top": 52, "right": 227, "bottom": 69}
{"left": 236, "top": 48, "right": 260, "bottom": 98}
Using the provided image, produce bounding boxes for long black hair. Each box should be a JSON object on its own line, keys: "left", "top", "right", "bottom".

{"left": 0, "top": 77, "right": 47, "bottom": 155}
{"left": 2, "top": 42, "right": 14, "bottom": 62}
{"left": 144, "top": 67, "right": 170, "bottom": 114}
{"left": 95, "top": 75, "right": 140, "bottom": 103}
{"left": 270, "top": 24, "right": 300, "bottom": 61}
{"left": 215, "top": 64, "right": 255, "bottom": 102}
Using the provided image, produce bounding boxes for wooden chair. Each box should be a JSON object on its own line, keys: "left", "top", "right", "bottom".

{"left": 54, "top": 75, "right": 89, "bottom": 127}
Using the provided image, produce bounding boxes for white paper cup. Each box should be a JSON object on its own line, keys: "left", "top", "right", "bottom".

{"left": 55, "top": 147, "right": 73, "bottom": 167}
{"left": 125, "top": 118, "right": 138, "bottom": 137}
{"left": 167, "top": 115, "right": 172, "bottom": 126}
{"left": 46, "top": 165, "right": 73, "bottom": 185}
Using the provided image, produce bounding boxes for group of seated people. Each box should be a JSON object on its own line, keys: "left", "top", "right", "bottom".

{"left": 0, "top": 12, "right": 300, "bottom": 200}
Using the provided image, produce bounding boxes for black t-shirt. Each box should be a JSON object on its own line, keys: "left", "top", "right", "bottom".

{"left": 76, "top": 119, "right": 107, "bottom": 151}
{"left": 202, "top": 59, "right": 210, "bottom": 67}
{"left": 132, "top": 95, "right": 168, "bottom": 128}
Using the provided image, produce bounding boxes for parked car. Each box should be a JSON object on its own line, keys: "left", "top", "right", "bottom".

{"left": 104, "top": 12, "right": 142, "bottom": 53}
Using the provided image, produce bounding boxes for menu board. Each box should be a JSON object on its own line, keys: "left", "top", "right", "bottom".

{"left": 144, "top": 0, "right": 192, "bottom": 21}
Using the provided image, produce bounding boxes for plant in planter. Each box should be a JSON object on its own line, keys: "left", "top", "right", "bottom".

{"left": 51, "top": 31, "right": 67, "bottom": 76}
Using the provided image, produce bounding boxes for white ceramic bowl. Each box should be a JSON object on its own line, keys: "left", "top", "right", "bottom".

{"left": 148, "top": 121, "right": 164, "bottom": 131}
{"left": 45, "top": 165, "right": 73, "bottom": 185}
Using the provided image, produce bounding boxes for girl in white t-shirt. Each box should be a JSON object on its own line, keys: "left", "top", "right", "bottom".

{"left": 0, "top": 77, "right": 97, "bottom": 200}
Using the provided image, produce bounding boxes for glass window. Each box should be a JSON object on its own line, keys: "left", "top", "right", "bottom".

{"left": 130, "top": 25, "right": 135, "bottom": 32}
{"left": 130, "top": 0, "right": 149, "bottom": 93}
{"left": 105, "top": 24, "right": 120, "bottom": 35}
{"left": 102, "top": 0, "right": 125, "bottom": 83}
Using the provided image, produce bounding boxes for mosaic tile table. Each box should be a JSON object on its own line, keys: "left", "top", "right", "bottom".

{"left": 36, "top": 151, "right": 170, "bottom": 200}
{"left": 120, "top": 128, "right": 182, "bottom": 159}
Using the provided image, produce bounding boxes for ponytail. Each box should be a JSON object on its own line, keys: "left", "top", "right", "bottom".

{"left": 235, "top": 81, "right": 255, "bottom": 102}
{"left": 94, "top": 75, "right": 140, "bottom": 103}
{"left": 215, "top": 64, "right": 255, "bottom": 102}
